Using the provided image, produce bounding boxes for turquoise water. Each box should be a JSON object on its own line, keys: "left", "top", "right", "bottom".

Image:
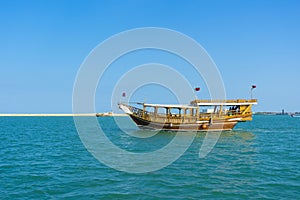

{"left": 1, "top": 115, "right": 300, "bottom": 199}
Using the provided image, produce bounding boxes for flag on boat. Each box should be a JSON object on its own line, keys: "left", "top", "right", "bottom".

{"left": 252, "top": 85, "right": 256, "bottom": 89}
{"left": 122, "top": 92, "right": 126, "bottom": 97}
{"left": 194, "top": 87, "right": 200, "bottom": 91}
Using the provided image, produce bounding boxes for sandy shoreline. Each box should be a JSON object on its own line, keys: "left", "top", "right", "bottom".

{"left": 0, "top": 113, "right": 127, "bottom": 117}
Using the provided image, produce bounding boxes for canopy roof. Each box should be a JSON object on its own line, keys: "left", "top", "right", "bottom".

{"left": 190, "top": 99, "right": 258, "bottom": 106}
{"left": 136, "top": 103, "right": 197, "bottom": 109}
{"left": 130, "top": 99, "right": 258, "bottom": 108}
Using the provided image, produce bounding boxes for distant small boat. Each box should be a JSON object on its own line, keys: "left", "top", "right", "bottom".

{"left": 291, "top": 114, "right": 300, "bottom": 118}
{"left": 96, "top": 112, "right": 113, "bottom": 117}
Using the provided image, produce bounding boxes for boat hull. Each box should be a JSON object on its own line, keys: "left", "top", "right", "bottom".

{"left": 129, "top": 114, "right": 237, "bottom": 131}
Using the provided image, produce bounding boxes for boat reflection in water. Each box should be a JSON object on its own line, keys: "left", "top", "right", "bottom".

{"left": 128, "top": 129, "right": 255, "bottom": 141}
{"left": 124, "top": 129, "right": 256, "bottom": 157}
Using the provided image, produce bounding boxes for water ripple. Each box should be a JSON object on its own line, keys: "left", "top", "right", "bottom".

{"left": 0, "top": 115, "right": 299, "bottom": 199}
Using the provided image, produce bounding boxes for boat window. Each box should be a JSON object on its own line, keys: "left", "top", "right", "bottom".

{"left": 145, "top": 107, "right": 155, "bottom": 113}
{"left": 200, "top": 106, "right": 215, "bottom": 113}
{"left": 170, "top": 108, "right": 180, "bottom": 115}
{"left": 157, "top": 107, "right": 165, "bottom": 115}
{"left": 185, "top": 109, "right": 191, "bottom": 116}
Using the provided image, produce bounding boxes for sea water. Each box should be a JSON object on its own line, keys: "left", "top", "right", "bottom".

{"left": 0, "top": 115, "right": 299, "bottom": 199}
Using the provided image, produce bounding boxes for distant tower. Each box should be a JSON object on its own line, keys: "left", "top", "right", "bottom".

{"left": 282, "top": 109, "right": 285, "bottom": 115}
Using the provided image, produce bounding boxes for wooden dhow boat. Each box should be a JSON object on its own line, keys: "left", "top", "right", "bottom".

{"left": 118, "top": 99, "right": 257, "bottom": 131}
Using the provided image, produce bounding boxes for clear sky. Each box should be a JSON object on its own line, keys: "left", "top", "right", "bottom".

{"left": 1, "top": 0, "right": 300, "bottom": 113}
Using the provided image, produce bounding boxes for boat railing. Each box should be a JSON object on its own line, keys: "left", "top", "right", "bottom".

{"left": 129, "top": 106, "right": 144, "bottom": 117}
{"left": 128, "top": 104, "right": 244, "bottom": 123}
{"left": 130, "top": 107, "right": 239, "bottom": 123}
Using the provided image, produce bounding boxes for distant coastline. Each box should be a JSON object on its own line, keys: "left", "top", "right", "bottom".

{"left": 254, "top": 112, "right": 300, "bottom": 116}
{"left": 1, "top": 112, "right": 299, "bottom": 117}
{"left": 0, "top": 113, "right": 127, "bottom": 117}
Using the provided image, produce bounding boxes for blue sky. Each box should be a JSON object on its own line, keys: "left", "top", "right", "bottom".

{"left": 0, "top": 0, "right": 300, "bottom": 113}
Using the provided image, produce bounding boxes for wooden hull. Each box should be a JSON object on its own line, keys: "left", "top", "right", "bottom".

{"left": 129, "top": 114, "right": 238, "bottom": 131}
